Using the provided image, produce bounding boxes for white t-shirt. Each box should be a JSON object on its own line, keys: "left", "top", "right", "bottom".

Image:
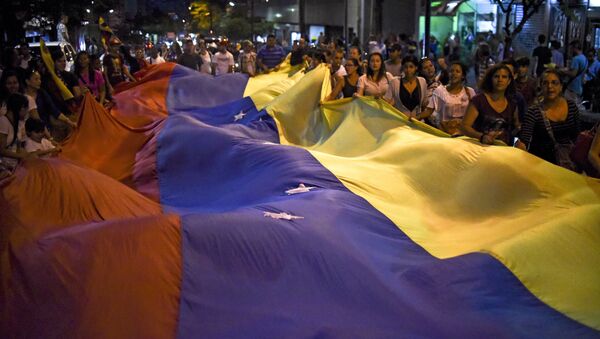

{"left": 24, "top": 137, "right": 54, "bottom": 155}
{"left": 211, "top": 51, "right": 235, "bottom": 76}
{"left": 25, "top": 94, "right": 38, "bottom": 115}
{"left": 0, "top": 115, "right": 18, "bottom": 168}
{"left": 20, "top": 55, "right": 32, "bottom": 69}
{"left": 427, "top": 85, "right": 476, "bottom": 125}
{"left": 334, "top": 65, "right": 347, "bottom": 77}
{"left": 146, "top": 56, "right": 166, "bottom": 65}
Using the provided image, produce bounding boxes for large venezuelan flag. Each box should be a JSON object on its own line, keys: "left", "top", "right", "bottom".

{"left": 1, "top": 62, "right": 599, "bottom": 338}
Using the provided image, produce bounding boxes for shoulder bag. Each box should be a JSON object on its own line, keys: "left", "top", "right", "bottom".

{"left": 540, "top": 107, "right": 577, "bottom": 171}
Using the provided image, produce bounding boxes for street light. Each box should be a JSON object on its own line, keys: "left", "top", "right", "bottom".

{"left": 109, "top": 9, "right": 114, "bottom": 13}
{"left": 86, "top": 8, "right": 91, "bottom": 13}
{"left": 229, "top": 1, "right": 235, "bottom": 6}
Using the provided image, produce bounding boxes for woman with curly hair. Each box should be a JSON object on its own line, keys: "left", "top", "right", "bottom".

{"left": 461, "top": 64, "right": 520, "bottom": 145}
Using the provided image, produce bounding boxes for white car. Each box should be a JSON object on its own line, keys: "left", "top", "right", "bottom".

{"left": 26, "top": 41, "right": 77, "bottom": 72}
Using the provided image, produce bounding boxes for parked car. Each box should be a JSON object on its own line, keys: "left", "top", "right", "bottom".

{"left": 26, "top": 41, "right": 77, "bottom": 72}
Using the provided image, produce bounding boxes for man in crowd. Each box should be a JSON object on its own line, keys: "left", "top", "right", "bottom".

{"left": 239, "top": 41, "right": 257, "bottom": 76}
{"left": 330, "top": 48, "right": 346, "bottom": 78}
{"left": 290, "top": 37, "right": 307, "bottom": 66}
{"left": 147, "top": 47, "right": 166, "bottom": 65}
{"left": 384, "top": 43, "right": 403, "bottom": 77}
{"left": 211, "top": 41, "right": 235, "bottom": 76}
{"left": 57, "top": 14, "right": 70, "bottom": 43}
{"left": 18, "top": 42, "right": 32, "bottom": 70}
{"left": 564, "top": 40, "right": 587, "bottom": 105}
{"left": 257, "top": 34, "right": 286, "bottom": 73}
{"left": 177, "top": 39, "right": 203, "bottom": 71}
{"left": 532, "top": 34, "right": 552, "bottom": 77}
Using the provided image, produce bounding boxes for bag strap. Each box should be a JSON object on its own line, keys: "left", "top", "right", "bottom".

{"left": 539, "top": 105, "right": 559, "bottom": 147}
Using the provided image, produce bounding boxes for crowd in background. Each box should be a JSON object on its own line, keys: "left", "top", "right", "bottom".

{"left": 1, "top": 29, "right": 600, "bottom": 180}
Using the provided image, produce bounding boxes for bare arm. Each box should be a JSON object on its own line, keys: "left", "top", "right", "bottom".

{"left": 325, "top": 76, "right": 345, "bottom": 101}
{"left": 0, "top": 134, "right": 28, "bottom": 159}
{"left": 417, "top": 107, "right": 434, "bottom": 120}
{"left": 123, "top": 66, "right": 137, "bottom": 82}
{"left": 71, "top": 85, "right": 82, "bottom": 99}
{"left": 98, "top": 83, "right": 106, "bottom": 104}
{"left": 58, "top": 113, "right": 77, "bottom": 128}
{"left": 461, "top": 103, "right": 494, "bottom": 144}
{"left": 256, "top": 57, "right": 268, "bottom": 72}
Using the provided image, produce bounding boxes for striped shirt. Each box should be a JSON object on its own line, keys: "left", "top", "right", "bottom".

{"left": 257, "top": 45, "right": 286, "bottom": 69}
{"left": 520, "top": 99, "right": 580, "bottom": 164}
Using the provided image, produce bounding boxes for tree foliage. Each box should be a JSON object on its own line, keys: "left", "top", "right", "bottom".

{"left": 190, "top": 1, "right": 222, "bottom": 33}
{"left": 189, "top": 0, "right": 273, "bottom": 40}
{"left": 493, "top": 0, "right": 546, "bottom": 38}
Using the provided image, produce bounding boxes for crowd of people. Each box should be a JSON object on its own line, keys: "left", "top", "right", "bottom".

{"left": 1, "top": 30, "right": 600, "bottom": 180}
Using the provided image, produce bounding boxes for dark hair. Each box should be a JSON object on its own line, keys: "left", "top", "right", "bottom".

{"left": 89, "top": 54, "right": 101, "bottom": 69}
{"left": 6, "top": 93, "right": 28, "bottom": 146}
{"left": 173, "top": 41, "right": 183, "bottom": 56}
{"left": 24, "top": 68, "right": 39, "bottom": 81}
{"left": 417, "top": 56, "right": 433, "bottom": 69}
{"left": 312, "top": 51, "right": 326, "bottom": 63}
{"left": 569, "top": 40, "right": 581, "bottom": 50}
{"left": 478, "top": 64, "right": 516, "bottom": 96}
{"left": 25, "top": 118, "right": 45, "bottom": 134}
{"left": 403, "top": 55, "right": 419, "bottom": 67}
{"left": 389, "top": 43, "right": 402, "bottom": 52}
{"left": 515, "top": 56, "right": 530, "bottom": 67}
{"left": 74, "top": 51, "right": 96, "bottom": 84}
{"left": 538, "top": 34, "right": 546, "bottom": 44}
{"left": 551, "top": 40, "right": 561, "bottom": 49}
{"left": 345, "top": 56, "right": 362, "bottom": 75}
{"left": 366, "top": 52, "right": 386, "bottom": 81}
{"left": 449, "top": 61, "right": 468, "bottom": 82}
{"left": 0, "top": 69, "right": 21, "bottom": 102}
{"left": 349, "top": 46, "right": 361, "bottom": 54}
{"left": 267, "top": 34, "right": 276, "bottom": 40}
{"left": 501, "top": 58, "right": 517, "bottom": 71}
{"left": 345, "top": 57, "right": 360, "bottom": 67}
{"left": 102, "top": 54, "right": 118, "bottom": 79}
{"left": 587, "top": 48, "right": 596, "bottom": 55}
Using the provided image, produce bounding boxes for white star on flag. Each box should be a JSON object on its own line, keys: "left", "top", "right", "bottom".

{"left": 234, "top": 111, "right": 246, "bottom": 122}
{"left": 285, "top": 183, "right": 317, "bottom": 195}
{"left": 263, "top": 211, "right": 304, "bottom": 220}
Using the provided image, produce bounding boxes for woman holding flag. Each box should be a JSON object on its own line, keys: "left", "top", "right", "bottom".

{"left": 74, "top": 51, "right": 106, "bottom": 105}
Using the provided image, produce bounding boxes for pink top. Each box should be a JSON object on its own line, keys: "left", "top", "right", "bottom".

{"left": 77, "top": 70, "right": 105, "bottom": 98}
